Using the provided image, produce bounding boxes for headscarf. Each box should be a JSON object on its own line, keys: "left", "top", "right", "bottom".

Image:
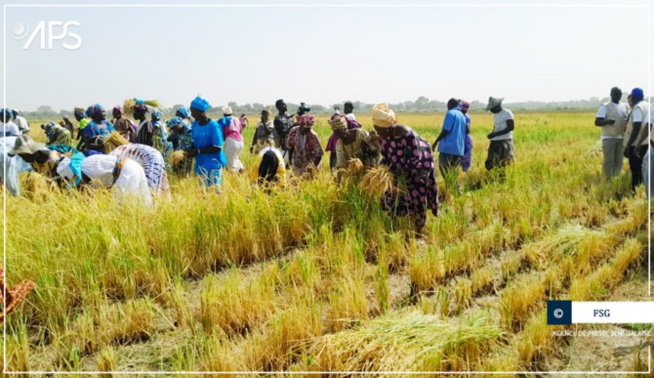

{"left": 222, "top": 106, "right": 233, "bottom": 116}
{"left": 1, "top": 108, "right": 13, "bottom": 122}
{"left": 43, "top": 121, "right": 57, "bottom": 136}
{"left": 297, "top": 114, "right": 315, "bottom": 128}
{"left": 371, "top": 103, "right": 397, "bottom": 128}
{"left": 12, "top": 109, "right": 19, "bottom": 118}
{"left": 459, "top": 100, "right": 470, "bottom": 110}
{"left": 176, "top": 106, "right": 190, "bottom": 118}
{"left": 190, "top": 96, "right": 210, "bottom": 112}
{"left": 485, "top": 97, "right": 504, "bottom": 111}
{"left": 151, "top": 109, "right": 162, "bottom": 121}
{"left": 631, "top": 88, "right": 644, "bottom": 104}
{"left": 167, "top": 116, "right": 184, "bottom": 128}
{"left": 133, "top": 99, "right": 149, "bottom": 113}
{"left": 73, "top": 107, "right": 86, "bottom": 119}
{"left": 113, "top": 105, "right": 122, "bottom": 115}
{"left": 86, "top": 104, "right": 105, "bottom": 120}
{"left": 328, "top": 115, "right": 347, "bottom": 132}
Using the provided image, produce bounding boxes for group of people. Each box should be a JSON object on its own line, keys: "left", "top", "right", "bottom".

{"left": 595, "top": 87, "right": 652, "bottom": 197}
{"left": 0, "top": 89, "right": 650, "bottom": 230}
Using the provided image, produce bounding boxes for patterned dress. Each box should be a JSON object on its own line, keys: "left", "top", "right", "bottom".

{"left": 287, "top": 126, "right": 323, "bottom": 176}
{"left": 380, "top": 126, "right": 439, "bottom": 229}
{"left": 109, "top": 144, "right": 169, "bottom": 194}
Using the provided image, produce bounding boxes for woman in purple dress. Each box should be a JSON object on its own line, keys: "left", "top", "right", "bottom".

{"left": 371, "top": 103, "right": 439, "bottom": 234}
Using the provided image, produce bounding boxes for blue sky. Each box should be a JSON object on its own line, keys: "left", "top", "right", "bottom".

{"left": 2, "top": 0, "right": 652, "bottom": 111}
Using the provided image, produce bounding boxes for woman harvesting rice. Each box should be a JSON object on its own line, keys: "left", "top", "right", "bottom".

{"left": 218, "top": 106, "right": 245, "bottom": 173}
{"left": 167, "top": 116, "right": 193, "bottom": 175}
{"left": 111, "top": 106, "right": 135, "bottom": 141}
{"left": 371, "top": 103, "right": 439, "bottom": 234}
{"left": 10, "top": 135, "right": 65, "bottom": 178}
{"left": 132, "top": 100, "right": 155, "bottom": 147}
{"left": 329, "top": 114, "right": 371, "bottom": 170}
{"left": 151, "top": 109, "right": 171, "bottom": 157}
{"left": 287, "top": 113, "right": 323, "bottom": 177}
{"left": 186, "top": 96, "right": 227, "bottom": 192}
{"left": 56, "top": 153, "right": 152, "bottom": 205}
{"left": 78, "top": 104, "right": 115, "bottom": 154}
{"left": 42, "top": 121, "right": 72, "bottom": 146}
{"left": 250, "top": 109, "right": 278, "bottom": 154}
{"left": 104, "top": 132, "right": 170, "bottom": 195}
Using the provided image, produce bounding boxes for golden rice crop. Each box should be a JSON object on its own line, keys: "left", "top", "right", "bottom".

{"left": 102, "top": 131, "right": 129, "bottom": 152}
{"left": 122, "top": 98, "right": 161, "bottom": 117}
{"left": 169, "top": 150, "right": 188, "bottom": 168}
{"left": 359, "top": 165, "right": 395, "bottom": 196}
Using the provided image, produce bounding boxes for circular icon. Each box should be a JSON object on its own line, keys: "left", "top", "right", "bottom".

{"left": 553, "top": 308, "right": 564, "bottom": 319}
{"left": 11, "top": 22, "right": 29, "bottom": 40}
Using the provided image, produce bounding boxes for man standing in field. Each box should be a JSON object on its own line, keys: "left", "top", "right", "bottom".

{"left": 274, "top": 99, "right": 295, "bottom": 163}
{"left": 12, "top": 109, "right": 30, "bottom": 134}
{"left": 624, "top": 87, "right": 650, "bottom": 191}
{"left": 595, "top": 87, "right": 629, "bottom": 178}
{"left": 432, "top": 98, "right": 467, "bottom": 194}
{"left": 484, "top": 97, "right": 515, "bottom": 173}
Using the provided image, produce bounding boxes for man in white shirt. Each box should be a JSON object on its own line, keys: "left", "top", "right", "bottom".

{"left": 0, "top": 109, "right": 21, "bottom": 137}
{"left": 595, "top": 87, "right": 629, "bottom": 178}
{"left": 12, "top": 109, "right": 30, "bottom": 134}
{"left": 484, "top": 96, "right": 515, "bottom": 177}
{"left": 624, "top": 87, "right": 650, "bottom": 191}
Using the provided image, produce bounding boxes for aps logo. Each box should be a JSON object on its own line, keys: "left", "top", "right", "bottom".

{"left": 12, "top": 21, "right": 82, "bottom": 50}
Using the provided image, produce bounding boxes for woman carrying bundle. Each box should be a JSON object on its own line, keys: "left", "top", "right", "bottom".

{"left": 371, "top": 103, "right": 439, "bottom": 235}
{"left": 104, "top": 132, "right": 170, "bottom": 195}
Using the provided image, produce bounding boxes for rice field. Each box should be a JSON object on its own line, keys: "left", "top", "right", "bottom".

{"left": 2, "top": 111, "right": 651, "bottom": 375}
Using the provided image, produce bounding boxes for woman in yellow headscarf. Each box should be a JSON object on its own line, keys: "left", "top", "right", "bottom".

{"left": 371, "top": 104, "right": 439, "bottom": 234}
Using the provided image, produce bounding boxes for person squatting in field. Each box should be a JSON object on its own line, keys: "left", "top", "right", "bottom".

{"left": 186, "top": 95, "right": 228, "bottom": 193}
{"left": 623, "top": 87, "right": 650, "bottom": 191}
{"left": 484, "top": 96, "right": 515, "bottom": 176}
{"left": 372, "top": 103, "right": 439, "bottom": 235}
{"left": 432, "top": 98, "right": 467, "bottom": 195}
{"left": 595, "top": 87, "right": 630, "bottom": 178}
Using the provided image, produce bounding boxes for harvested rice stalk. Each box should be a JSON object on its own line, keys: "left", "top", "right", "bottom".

{"left": 103, "top": 132, "right": 129, "bottom": 153}
{"left": 308, "top": 310, "right": 503, "bottom": 372}
{"left": 123, "top": 99, "right": 161, "bottom": 117}
{"left": 347, "top": 158, "right": 364, "bottom": 176}
{"left": 169, "top": 150, "right": 188, "bottom": 168}
{"left": 586, "top": 139, "right": 603, "bottom": 157}
{"left": 359, "top": 165, "right": 395, "bottom": 197}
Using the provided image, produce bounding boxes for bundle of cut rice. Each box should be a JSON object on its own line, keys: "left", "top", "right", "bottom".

{"left": 169, "top": 150, "right": 188, "bottom": 168}
{"left": 359, "top": 165, "right": 395, "bottom": 196}
{"left": 586, "top": 139, "right": 603, "bottom": 157}
{"left": 123, "top": 99, "right": 161, "bottom": 117}
{"left": 346, "top": 158, "right": 364, "bottom": 176}
{"left": 103, "top": 132, "right": 129, "bottom": 153}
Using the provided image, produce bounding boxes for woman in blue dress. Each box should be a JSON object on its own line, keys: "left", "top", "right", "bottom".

{"left": 186, "top": 96, "right": 227, "bottom": 192}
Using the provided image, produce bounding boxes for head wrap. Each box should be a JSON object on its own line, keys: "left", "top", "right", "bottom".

{"left": 371, "top": 103, "right": 397, "bottom": 128}
{"left": 175, "top": 106, "right": 190, "bottom": 118}
{"left": 630, "top": 88, "right": 644, "bottom": 104}
{"left": 222, "top": 106, "right": 233, "bottom": 116}
{"left": 12, "top": 109, "right": 19, "bottom": 118}
{"left": 56, "top": 153, "right": 85, "bottom": 186}
{"left": 86, "top": 104, "right": 105, "bottom": 120}
{"left": 191, "top": 96, "right": 210, "bottom": 112}
{"left": 133, "top": 99, "right": 149, "bottom": 113}
{"left": 167, "top": 116, "right": 184, "bottom": 128}
{"left": 151, "top": 109, "right": 162, "bottom": 121}
{"left": 459, "top": 100, "right": 470, "bottom": 110}
{"left": 1, "top": 108, "right": 13, "bottom": 122}
{"left": 486, "top": 97, "right": 504, "bottom": 111}
{"left": 112, "top": 105, "right": 122, "bottom": 115}
{"left": 43, "top": 121, "right": 56, "bottom": 135}
{"left": 74, "top": 107, "right": 86, "bottom": 118}
{"left": 328, "top": 115, "right": 347, "bottom": 132}
{"left": 297, "top": 114, "right": 315, "bottom": 128}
